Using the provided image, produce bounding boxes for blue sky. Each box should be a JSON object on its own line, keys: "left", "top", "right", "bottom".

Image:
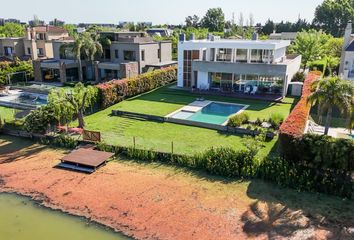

{"left": 2, "top": 0, "right": 323, "bottom": 25}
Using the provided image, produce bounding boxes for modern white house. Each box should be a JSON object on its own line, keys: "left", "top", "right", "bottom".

{"left": 177, "top": 34, "right": 302, "bottom": 98}
{"left": 339, "top": 22, "right": 354, "bottom": 80}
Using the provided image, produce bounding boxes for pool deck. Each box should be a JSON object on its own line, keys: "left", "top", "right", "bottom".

{"left": 166, "top": 100, "right": 249, "bottom": 126}
{"left": 0, "top": 90, "right": 47, "bottom": 110}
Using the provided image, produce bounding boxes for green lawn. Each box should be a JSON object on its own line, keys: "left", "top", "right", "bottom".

{"left": 113, "top": 85, "right": 297, "bottom": 120}
{"left": 0, "top": 106, "right": 17, "bottom": 122}
{"left": 83, "top": 85, "right": 296, "bottom": 156}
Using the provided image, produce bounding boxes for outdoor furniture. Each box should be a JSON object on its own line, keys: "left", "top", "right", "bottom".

{"left": 250, "top": 86, "right": 258, "bottom": 95}
{"left": 244, "top": 86, "right": 251, "bottom": 94}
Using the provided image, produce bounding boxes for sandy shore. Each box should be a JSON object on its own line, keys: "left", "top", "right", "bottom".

{"left": 0, "top": 136, "right": 352, "bottom": 239}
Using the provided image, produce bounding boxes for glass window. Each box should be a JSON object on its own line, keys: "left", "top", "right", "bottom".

{"left": 27, "top": 48, "right": 31, "bottom": 55}
{"left": 216, "top": 48, "right": 232, "bottom": 62}
{"left": 123, "top": 51, "right": 135, "bottom": 61}
{"left": 236, "top": 49, "right": 247, "bottom": 62}
{"left": 141, "top": 50, "right": 145, "bottom": 61}
{"left": 37, "top": 48, "right": 44, "bottom": 56}
{"left": 114, "top": 50, "right": 119, "bottom": 59}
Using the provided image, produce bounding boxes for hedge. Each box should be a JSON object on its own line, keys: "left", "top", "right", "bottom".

{"left": 27, "top": 134, "right": 352, "bottom": 198}
{"left": 96, "top": 67, "right": 177, "bottom": 108}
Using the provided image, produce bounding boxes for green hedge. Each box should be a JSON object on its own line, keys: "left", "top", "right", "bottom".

{"left": 96, "top": 67, "right": 177, "bottom": 108}
{"left": 0, "top": 60, "right": 33, "bottom": 85}
{"left": 258, "top": 157, "right": 352, "bottom": 198}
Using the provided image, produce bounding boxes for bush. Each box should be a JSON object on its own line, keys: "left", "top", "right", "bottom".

{"left": 202, "top": 148, "right": 255, "bottom": 177}
{"left": 291, "top": 72, "right": 305, "bottom": 82}
{"left": 268, "top": 113, "right": 284, "bottom": 129}
{"left": 96, "top": 67, "right": 177, "bottom": 108}
{"left": 0, "top": 60, "right": 33, "bottom": 85}
{"left": 24, "top": 106, "right": 56, "bottom": 133}
{"left": 258, "top": 157, "right": 352, "bottom": 198}
{"left": 227, "top": 112, "right": 250, "bottom": 127}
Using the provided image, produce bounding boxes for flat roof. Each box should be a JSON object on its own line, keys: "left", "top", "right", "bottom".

{"left": 179, "top": 39, "right": 291, "bottom": 50}
{"left": 61, "top": 148, "right": 114, "bottom": 168}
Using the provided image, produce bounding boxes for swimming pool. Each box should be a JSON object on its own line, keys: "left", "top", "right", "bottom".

{"left": 0, "top": 90, "right": 47, "bottom": 109}
{"left": 170, "top": 102, "right": 247, "bottom": 125}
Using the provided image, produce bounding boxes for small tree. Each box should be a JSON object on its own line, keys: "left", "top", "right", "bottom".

{"left": 48, "top": 83, "right": 98, "bottom": 128}
{"left": 289, "top": 30, "right": 328, "bottom": 70}
{"left": 307, "top": 77, "right": 353, "bottom": 135}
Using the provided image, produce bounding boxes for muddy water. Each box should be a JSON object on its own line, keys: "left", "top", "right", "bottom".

{"left": 0, "top": 193, "right": 130, "bottom": 240}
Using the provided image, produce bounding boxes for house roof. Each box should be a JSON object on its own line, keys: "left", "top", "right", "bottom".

{"left": 0, "top": 56, "right": 13, "bottom": 63}
{"left": 33, "top": 25, "right": 68, "bottom": 34}
{"left": 345, "top": 40, "right": 354, "bottom": 52}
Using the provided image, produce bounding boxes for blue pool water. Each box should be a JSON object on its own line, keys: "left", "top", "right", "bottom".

{"left": 172, "top": 102, "right": 245, "bottom": 125}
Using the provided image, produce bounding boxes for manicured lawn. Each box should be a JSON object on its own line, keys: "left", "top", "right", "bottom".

{"left": 113, "top": 85, "right": 298, "bottom": 120}
{"left": 83, "top": 85, "right": 295, "bottom": 156}
{"left": 0, "top": 106, "right": 16, "bottom": 122}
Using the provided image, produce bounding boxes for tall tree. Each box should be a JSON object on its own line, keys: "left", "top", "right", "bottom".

{"left": 289, "top": 30, "right": 329, "bottom": 70}
{"left": 261, "top": 19, "right": 275, "bottom": 35}
{"left": 0, "top": 23, "right": 25, "bottom": 37}
{"left": 185, "top": 15, "right": 200, "bottom": 28}
{"left": 313, "top": 0, "right": 354, "bottom": 37}
{"left": 307, "top": 77, "right": 353, "bottom": 135}
{"left": 83, "top": 32, "right": 103, "bottom": 81}
{"left": 48, "top": 83, "right": 98, "bottom": 128}
{"left": 201, "top": 8, "right": 225, "bottom": 32}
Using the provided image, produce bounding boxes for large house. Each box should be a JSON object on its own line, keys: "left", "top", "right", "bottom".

{"left": 177, "top": 34, "right": 301, "bottom": 98}
{"left": 0, "top": 26, "right": 70, "bottom": 60}
{"left": 339, "top": 22, "right": 354, "bottom": 80}
{"left": 34, "top": 31, "right": 176, "bottom": 83}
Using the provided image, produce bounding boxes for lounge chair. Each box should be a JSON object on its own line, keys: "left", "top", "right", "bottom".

{"left": 244, "top": 86, "right": 251, "bottom": 94}
{"left": 250, "top": 86, "right": 258, "bottom": 95}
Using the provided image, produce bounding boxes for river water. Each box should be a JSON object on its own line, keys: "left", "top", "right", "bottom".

{"left": 0, "top": 193, "right": 130, "bottom": 240}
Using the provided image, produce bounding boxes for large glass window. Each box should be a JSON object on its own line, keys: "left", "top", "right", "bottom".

{"left": 235, "top": 49, "right": 248, "bottom": 62}
{"left": 216, "top": 48, "right": 232, "bottom": 62}
{"left": 123, "top": 51, "right": 136, "bottom": 61}
{"left": 250, "top": 49, "right": 263, "bottom": 63}
{"left": 183, "top": 50, "right": 199, "bottom": 87}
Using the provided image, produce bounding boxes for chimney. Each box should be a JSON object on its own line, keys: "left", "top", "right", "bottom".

{"left": 207, "top": 33, "right": 213, "bottom": 41}
{"left": 252, "top": 32, "right": 258, "bottom": 41}
{"left": 343, "top": 21, "right": 352, "bottom": 49}
{"left": 179, "top": 34, "right": 186, "bottom": 42}
{"left": 26, "top": 27, "right": 31, "bottom": 40}
{"left": 189, "top": 33, "right": 195, "bottom": 41}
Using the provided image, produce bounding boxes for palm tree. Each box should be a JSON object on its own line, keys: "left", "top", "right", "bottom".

{"left": 83, "top": 32, "right": 103, "bottom": 81}
{"left": 307, "top": 77, "right": 353, "bottom": 135}
{"left": 73, "top": 36, "right": 84, "bottom": 82}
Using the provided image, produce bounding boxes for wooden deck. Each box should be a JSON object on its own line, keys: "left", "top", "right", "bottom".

{"left": 58, "top": 148, "right": 114, "bottom": 173}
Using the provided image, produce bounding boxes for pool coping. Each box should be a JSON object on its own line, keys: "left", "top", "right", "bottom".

{"left": 165, "top": 100, "right": 249, "bottom": 126}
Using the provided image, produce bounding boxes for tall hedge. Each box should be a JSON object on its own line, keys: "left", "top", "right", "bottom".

{"left": 96, "top": 67, "right": 177, "bottom": 108}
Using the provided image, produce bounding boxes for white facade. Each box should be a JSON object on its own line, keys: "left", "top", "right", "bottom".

{"left": 177, "top": 37, "right": 301, "bottom": 97}
{"left": 339, "top": 22, "right": 354, "bottom": 80}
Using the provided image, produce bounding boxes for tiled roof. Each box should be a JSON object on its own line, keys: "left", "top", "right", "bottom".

{"left": 33, "top": 25, "right": 68, "bottom": 34}
{"left": 345, "top": 40, "right": 354, "bottom": 52}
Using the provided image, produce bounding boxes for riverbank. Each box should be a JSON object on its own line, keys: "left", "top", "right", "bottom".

{"left": 0, "top": 135, "right": 353, "bottom": 239}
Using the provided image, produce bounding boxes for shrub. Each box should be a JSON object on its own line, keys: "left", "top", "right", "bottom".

{"left": 96, "top": 67, "right": 177, "bottom": 108}
{"left": 24, "top": 106, "right": 56, "bottom": 133}
{"left": 0, "top": 60, "right": 33, "bottom": 85}
{"left": 258, "top": 157, "right": 352, "bottom": 198}
{"left": 268, "top": 113, "right": 284, "bottom": 129}
{"left": 227, "top": 112, "right": 250, "bottom": 127}
{"left": 291, "top": 72, "right": 305, "bottom": 82}
{"left": 202, "top": 147, "right": 255, "bottom": 177}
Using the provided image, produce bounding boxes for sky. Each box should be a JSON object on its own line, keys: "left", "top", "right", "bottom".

{"left": 1, "top": 0, "right": 324, "bottom": 25}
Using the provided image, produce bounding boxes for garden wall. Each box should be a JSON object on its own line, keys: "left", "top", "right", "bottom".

{"left": 96, "top": 66, "right": 177, "bottom": 108}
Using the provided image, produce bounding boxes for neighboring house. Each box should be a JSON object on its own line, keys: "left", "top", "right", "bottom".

{"left": 0, "top": 37, "right": 25, "bottom": 59}
{"left": 0, "top": 26, "right": 70, "bottom": 60}
{"left": 146, "top": 28, "right": 173, "bottom": 37}
{"left": 177, "top": 34, "right": 301, "bottom": 98}
{"left": 339, "top": 22, "right": 354, "bottom": 80}
{"left": 33, "top": 31, "right": 176, "bottom": 83}
{"left": 269, "top": 32, "right": 298, "bottom": 41}
{"left": 96, "top": 31, "right": 175, "bottom": 81}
